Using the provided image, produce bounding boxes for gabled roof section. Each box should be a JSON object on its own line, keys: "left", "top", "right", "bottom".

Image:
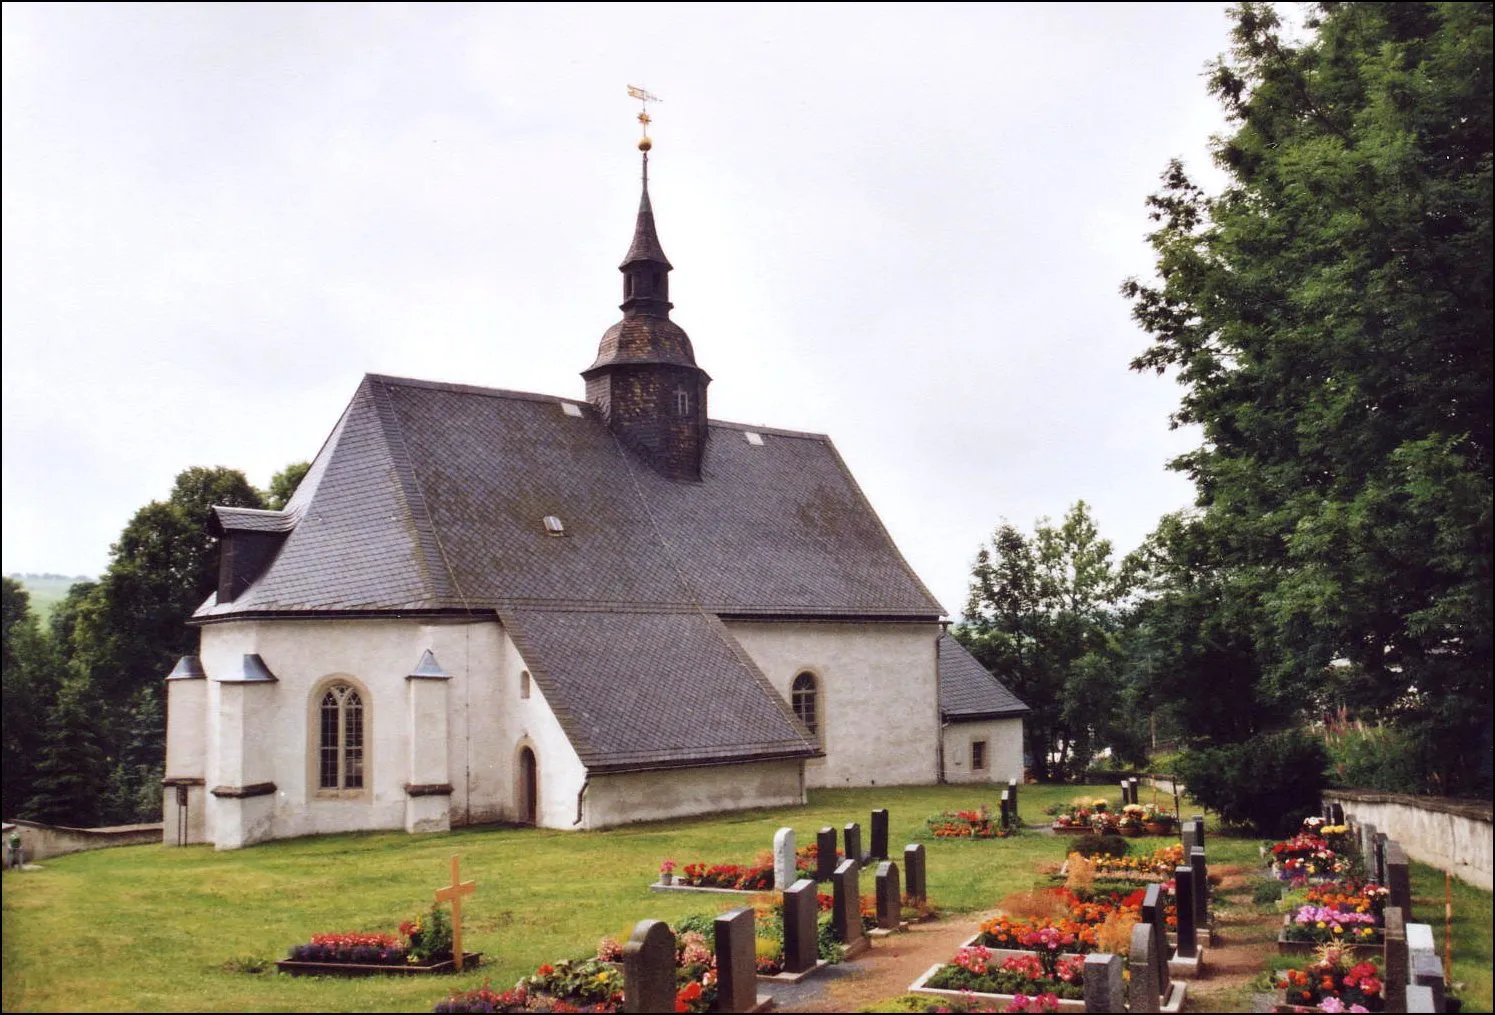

{"left": 210, "top": 506, "right": 296, "bottom": 534}
{"left": 196, "top": 374, "right": 943, "bottom": 619}
{"left": 938, "top": 634, "right": 1030, "bottom": 721}
{"left": 502, "top": 609, "right": 815, "bottom": 772}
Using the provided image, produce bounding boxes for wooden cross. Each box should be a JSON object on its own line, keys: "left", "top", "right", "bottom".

{"left": 434, "top": 854, "right": 476, "bottom": 971}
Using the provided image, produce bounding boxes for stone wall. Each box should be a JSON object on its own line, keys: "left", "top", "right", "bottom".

{"left": 1325, "top": 789, "right": 1493, "bottom": 891}
{"left": 3, "top": 819, "right": 162, "bottom": 863}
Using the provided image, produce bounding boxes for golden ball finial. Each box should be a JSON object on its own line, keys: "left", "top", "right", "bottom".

{"left": 637, "top": 136, "right": 652, "bottom": 152}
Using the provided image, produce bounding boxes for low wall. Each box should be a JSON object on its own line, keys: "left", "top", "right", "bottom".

{"left": 1324, "top": 790, "right": 1493, "bottom": 891}
{"left": 2, "top": 818, "right": 163, "bottom": 864}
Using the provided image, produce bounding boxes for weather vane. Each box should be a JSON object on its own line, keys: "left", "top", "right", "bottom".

{"left": 627, "top": 84, "right": 661, "bottom": 151}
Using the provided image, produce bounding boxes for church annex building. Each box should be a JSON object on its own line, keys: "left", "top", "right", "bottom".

{"left": 162, "top": 143, "right": 1029, "bottom": 849}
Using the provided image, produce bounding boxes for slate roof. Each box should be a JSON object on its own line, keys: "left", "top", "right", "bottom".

{"left": 938, "top": 634, "right": 1030, "bottom": 721}
{"left": 194, "top": 372, "right": 942, "bottom": 771}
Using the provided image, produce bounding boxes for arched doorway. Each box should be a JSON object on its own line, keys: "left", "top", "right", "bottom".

{"left": 518, "top": 747, "right": 538, "bottom": 826}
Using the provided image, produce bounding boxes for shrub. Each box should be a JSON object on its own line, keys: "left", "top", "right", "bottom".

{"left": 1070, "top": 834, "right": 1129, "bottom": 859}
{"left": 1322, "top": 722, "right": 1427, "bottom": 794}
{"left": 1172, "top": 729, "right": 1326, "bottom": 836}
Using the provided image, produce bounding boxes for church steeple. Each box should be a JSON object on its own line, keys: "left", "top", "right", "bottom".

{"left": 583, "top": 107, "right": 710, "bottom": 481}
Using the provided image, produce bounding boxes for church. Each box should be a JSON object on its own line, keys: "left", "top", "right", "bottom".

{"left": 161, "top": 132, "right": 1029, "bottom": 850}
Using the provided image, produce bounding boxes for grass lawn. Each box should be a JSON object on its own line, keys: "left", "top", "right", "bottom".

{"left": 3, "top": 783, "right": 1489, "bottom": 1013}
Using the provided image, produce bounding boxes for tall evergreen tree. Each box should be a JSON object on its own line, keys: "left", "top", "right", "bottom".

{"left": 1123, "top": 2, "right": 1492, "bottom": 793}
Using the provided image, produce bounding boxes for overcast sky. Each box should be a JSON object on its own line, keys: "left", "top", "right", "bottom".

{"left": 1, "top": 2, "right": 1240, "bottom": 615}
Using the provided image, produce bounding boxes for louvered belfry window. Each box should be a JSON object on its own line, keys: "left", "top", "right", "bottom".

{"left": 319, "top": 683, "right": 364, "bottom": 790}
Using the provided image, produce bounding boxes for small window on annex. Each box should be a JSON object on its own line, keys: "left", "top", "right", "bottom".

{"left": 791, "top": 672, "right": 819, "bottom": 738}
{"left": 318, "top": 682, "right": 365, "bottom": 792}
{"left": 520, "top": 670, "right": 532, "bottom": 699}
{"left": 971, "top": 739, "right": 988, "bottom": 772}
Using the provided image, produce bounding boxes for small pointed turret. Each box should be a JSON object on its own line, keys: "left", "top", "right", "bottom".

{"left": 583, "top": 138, "right": 711, "bottom": 481}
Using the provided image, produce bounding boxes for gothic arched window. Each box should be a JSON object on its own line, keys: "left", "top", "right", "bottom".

{"left": 318, "top": 682, "right": 365, "bottom": 792}
{"left": 791, "top": 671, "right": 819, "bottom": 738}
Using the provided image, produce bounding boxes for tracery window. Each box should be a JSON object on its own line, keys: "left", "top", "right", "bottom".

{"left": 791, "top": 672, "right": 819, "bottom": 738}
{"left": 318, "top": 682, "right": 365, "bottom": 791}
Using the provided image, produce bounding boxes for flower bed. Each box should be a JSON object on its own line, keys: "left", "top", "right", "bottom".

{"left": 1046, "top": 797, "right": 1118, "bottom": 834}
{"left": 278, "top": 906, "right": 470, "bottom": 976}
{"left": 1275, "top": 880, "right": 1389, "bottom": 955}
{"left": 927, "top": 806, "right": 1018, "bottom": 838}
{"left": 1069, "top": 843, "right": 1185, "bottom": 882}
{"left": 910, "top": 947, "right": 1084, "bottom": 1012}
{"left": 1267, "top": 818, "right": 1358, "bottom": 882}
{"left": 1273, "top": 949, "right": 1385, "bottom": 1012}
{"left": 666, "top": 844, "right": 825, "bottom": 891}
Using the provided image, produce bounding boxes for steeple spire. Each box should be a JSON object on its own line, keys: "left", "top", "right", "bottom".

{"left": 582, "top": 90, "right": 711, "bottom": 482}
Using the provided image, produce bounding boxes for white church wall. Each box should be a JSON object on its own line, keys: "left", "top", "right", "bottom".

{"left": 493, "top": 634, "right": 588, "bottom": 830}
{"left": 723, "top": 620, "right": 941, "bottom": 789}
{"left": 583, "top": 759, "right": 804, "bottom": 829}
{"left": 941, "top": 718, "right": 1025, "bottom": 784}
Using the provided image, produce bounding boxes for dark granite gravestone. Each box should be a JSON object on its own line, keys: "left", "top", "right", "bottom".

{"left": 1174, "top": 866, "right": 1198, "bottom": 959}
{"left": 843, "top": 823, "right": 863, "bottom": 867}
{"left": 1128, "top": 922, "right": 1162, "bottom": 1013}
{"left": 1383, "top": 905, "right": 1408, "bottom": 1014}
{"left": 831, "top": 859, "right": 863, "bottom": 946}
{"left": 1141, "top": 883, "right": 1172, "bottom": 998}
{"left": 1386, "top": 843, "right": 1413, "bottom": 920}
{"left": 1373, "top": 832, "right": 1389, "bottom": 885}
{"left": 1190, "top": 815, "right": 1205, "bottom": 851}
{"left": 623, "top": 919, "right": 676, "bottom": 1015}
{"left": 1007, "top": 778, "right": 1019, "bottom": 818}
{"left": 1359, "top": 822, "right": 1378, "bottom": 878}
{"left": 869, "top": 809, "right": 889, "bottom": 861}
{"left": 999, "top": 789, "right": 1013, "bottom": 829}
{"left": 1129, "top": 777, "right": 1141, "bottom": 805}
{"left": 1082, "top": 952, "right": 1125, "bottom": 1013}
{"left": 1328, "top": 802, "right": 1344, "bottom": 825}
{"left": 714, "top": 907, "right": 758, "bottom": 1013}
{"left": 903, "top": 843, "right": 927, "bottom": 903}
{"left": 1189, "top": 846, "right": 1208, "bottom": 927}
{"left": 875, "top": 861, "right": 900, "bottom": 930}
{"left": 1121, "top": 780, "right": 1131, "bottom": 808}
{"left": 816, "top": 827, "right": 837, "bottom": 882}
{"left": 782, "top": 879, "right": 819, "bottom": 974}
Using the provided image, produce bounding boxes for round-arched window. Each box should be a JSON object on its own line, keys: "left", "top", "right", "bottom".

{"left": 791, "top": 672, "right": 819, "bottom": 738}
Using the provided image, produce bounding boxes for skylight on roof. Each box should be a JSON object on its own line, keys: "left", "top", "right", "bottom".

{"left": 744, "top": 431, "right": 764, "bottom": 446}
{"left": 543, "top": 515, "right": 565, "bottom": 535}
{"left": 561, "top": 402, "right": 583, "bottom": 417}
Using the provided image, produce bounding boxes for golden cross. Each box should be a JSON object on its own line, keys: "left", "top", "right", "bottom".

{"left": 434, "top": 854, "right": 476, "bottom": 971}
{"left": 627, "top": 84, "right": 661, "bottom": 139}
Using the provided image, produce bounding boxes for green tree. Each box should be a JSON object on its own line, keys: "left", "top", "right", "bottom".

{"left": 1122, "top": 2, "right": 1492, "bottom": 794}
{"left": 2, "top": 578, "right": 63, "bottom": 815}
{"left": 958, "top": 502, "right": 1135, "bottom": 779}
{"left": 265, "top": 460, "right": 310, "bottom": 511}
{"left": 22, "top": 683, "right": 109, "bottom": 827}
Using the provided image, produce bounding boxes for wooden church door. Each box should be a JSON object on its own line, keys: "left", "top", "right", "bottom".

{"left": 518, "top": 747, "right": 538, "bottom": 826}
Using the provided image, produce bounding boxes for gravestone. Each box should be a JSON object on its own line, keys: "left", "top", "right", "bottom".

{"left": 1359, "top": 822, "right": 1378, "bottom": 877}
{"left": 1409, "top": 924, "right": 1446, "bottom": 1015}
{"left": 1373, "top": 832, "right": 1389, "bottom": 885}
{"left": 1007, "top": 778, "right": 1019, "bottom": 818}
{"left": 903, "top": 843, "right": 927, "bottom": 902}
{"left": 714, "top": 907, "right": 758, "bottom": 1013}
{"left": 1082, "top": 952, "right": 1124, "bottom": 1013}
{"left": 1120, "top": 780, "right": 1131, "bottom": 807}
{"left": 831, "top": 859, "right": 863, "bottom": 946}
{"left": 1173, "top": 866, "right": 1197, "bottom": 958}
{"left": 773, "top": 827, "right": 796, "bottom": 891}
{"left": 1405, "top": 984, "right": 1437, "bottom": 1013}
{"left": 1128, "top": 922, "right": 1162, "bottom": 1013}
{"left": 1140, "top": 884, "right": 1172, "bottom": 998}
{"left": 1383, "top": 905, "right": 1407, "bottom": 1014}
{"left": 843, "top": 822, "right": 863, "bottom": 867}
{"left": 1180, "top": 824, "right": 1198, "bottom": 853}
{"left": 1328, "top": 802, "right": 1344, "bottom": 825}
{"left": 1386, "top": 843, "right": 1413, "bottom": 920}
{"left": 999, "top": 789, "right": 1013, "bottom": 829}
{"left": 875, "top": 861, "right": 901, "bottom": 930}
{"left": 816, "top": 827, "right": 837, "bottom": 882}
{"left": 1189, "top": 846, "right": 1209, "bottom": 927}
{"left": 623, "top": 919, "right": 676, "bottom": 1014}
{"left": 870, "top": 809, "right": 889, "bottom": 861}
{"left": 782, "top": 879, "right": 819, "bottom": 974}
{"left": 1190, "top": 815, "right": 1205, "bottom": 851}
{"left": 1129, "top": 777, "right": 1140, "bottom": 805}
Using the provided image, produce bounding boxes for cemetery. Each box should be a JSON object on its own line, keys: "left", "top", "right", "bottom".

{"left": 1, "top": 782, "right": 1489, "bottom": 1013}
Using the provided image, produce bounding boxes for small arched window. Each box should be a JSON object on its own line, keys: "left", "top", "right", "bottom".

{"left": 318, "top": 682, "right": 365, "bottom": 791}
{"left": 791, "top": 672, "right": 818, "bottom": 738}
{"left": 520, "top": 670, "right": 532, "bottom": 699}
